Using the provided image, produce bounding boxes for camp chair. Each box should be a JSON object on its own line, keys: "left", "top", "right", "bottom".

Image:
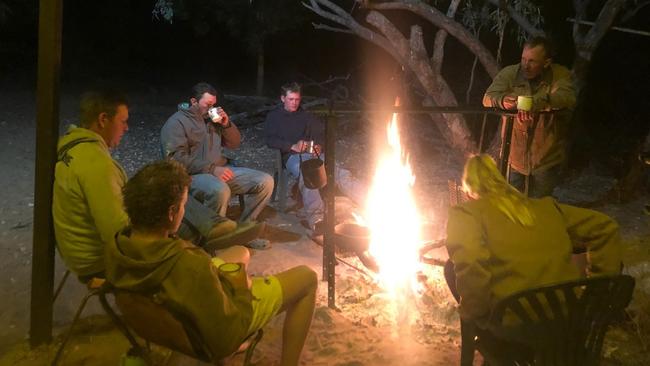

{"left": 460, "top": 274, "right": 635, "bottom": 366}
{"left": 271, "top": 149, "right": 290, "bottom": 212}
{"left": 51, "top": 273, "right": 139, "bottom": 366}
{"left": 112, "top": 288, "right": 263, "bottom": 365}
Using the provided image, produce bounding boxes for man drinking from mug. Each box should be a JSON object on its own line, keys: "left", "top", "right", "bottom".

{"left": 483, "top": 36, "right": 576, "bottom": 197}
{"left": 161, "top": 82, "right": 274, "bottom": 249}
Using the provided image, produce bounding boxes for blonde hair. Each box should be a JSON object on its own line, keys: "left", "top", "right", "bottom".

{"left": 462, "top": 154, "right": 535, "bottom": 226}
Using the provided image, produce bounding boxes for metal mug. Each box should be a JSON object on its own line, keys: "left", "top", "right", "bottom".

{"left": 208, "top": 107, "right": 223, "bottom": 123}
{"left": 303, "top": 140, "right": 314, "bottom": 154}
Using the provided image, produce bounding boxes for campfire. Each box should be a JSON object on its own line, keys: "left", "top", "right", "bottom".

{"left": 334, "top": 110, "right": 447, "bottom": 330}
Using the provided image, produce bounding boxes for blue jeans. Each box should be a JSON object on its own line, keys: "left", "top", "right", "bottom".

{"left": 509, "top": 165, "right": 562, "bottom": 198}
{"left": 177, "top": 195, "right": 222, "bottom": 242}
{"left": 190, "top": 167, "right": 274, "bottom": 223}
{"left": 286, "top": 153, "right": 364, "bottom": 227}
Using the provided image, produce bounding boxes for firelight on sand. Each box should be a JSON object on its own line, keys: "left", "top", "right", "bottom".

{"left": 364, "top": 112, "right": 425, "bottom": 327}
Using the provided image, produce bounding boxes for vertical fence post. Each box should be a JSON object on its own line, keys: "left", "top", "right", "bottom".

{"left": 498, "top": 116, "right": 514, "bottom": 177}
{"left": 30, "top": 0, "right": 63, "bottom": 347}
{"left": 323, "top": 110, "right": 337, "bottom": 309}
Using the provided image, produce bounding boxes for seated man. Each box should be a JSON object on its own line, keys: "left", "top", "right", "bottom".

{"left": 105, "top": 160, "right": 317, "bottom": 365}
{"left": 445, "top": 154, "right": 622, "bottom": 326}
{"left": 264, "top": 81, "right": 364, "bottom": 233}
{"left": 52, "top": 90, "right": 237, "bottom": 280}
{"left": 161, "top": 82, "right": 274, "bottom": 226}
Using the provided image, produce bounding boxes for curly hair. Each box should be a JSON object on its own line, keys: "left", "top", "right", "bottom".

{"left": 462, "top": 154, "right": 535, "bottom": 227}
{"left": 123, "top": 160, "right": 191, "bottom": 231}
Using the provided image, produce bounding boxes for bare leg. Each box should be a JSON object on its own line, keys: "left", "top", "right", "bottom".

{"left": 274, "top": 265, "right": 318, "bottom": 366}
{"left": 214, "top": 245, "right": 251, "bottom": 268}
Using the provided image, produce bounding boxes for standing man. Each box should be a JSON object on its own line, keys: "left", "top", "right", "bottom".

{"left": 161, "top": 82, "right": 274, "bottom": 227}
{"left": 265, "top": 82, "right": 364, "bottom": 234}
{"left": 483, "top": 36, "right": 576, "bottom": 197}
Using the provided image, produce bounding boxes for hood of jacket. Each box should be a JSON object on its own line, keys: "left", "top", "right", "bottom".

{"left": 57, "top": 125, "right": 108, "bottom": 152}
{"left": 177, "top": 102, "right": 204, "bottom": 121}
{"left": 105, "top": 228, "right": 184, "bottom": 292}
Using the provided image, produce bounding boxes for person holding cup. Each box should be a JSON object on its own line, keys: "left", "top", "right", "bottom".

{"left": 106, "top": 160, "right": 317, "bottom": 365}
{"left": 161, "top": 82, "right": 274, "bottom": 249}
{"left": 483, "top": 36, "right": 576, "bottom": 197}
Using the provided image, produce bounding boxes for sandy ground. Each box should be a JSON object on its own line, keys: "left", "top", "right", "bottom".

{"left": 0, "top": 88, "right": 649, "bottom": 365}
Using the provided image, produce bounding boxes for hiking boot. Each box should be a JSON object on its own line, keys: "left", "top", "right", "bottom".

{"left": 206, "top": 218, "right": 238, "bottom": 241}
{"left": 203, "top": 221, "right": 266, "bottom": 251}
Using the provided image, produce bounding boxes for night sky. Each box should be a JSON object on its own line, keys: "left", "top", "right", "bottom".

{"left": 1, "top": 0, "right": 649, "bottom": 174}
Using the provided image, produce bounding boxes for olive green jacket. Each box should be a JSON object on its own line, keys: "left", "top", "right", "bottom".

{"left": 446, "top": 197, "right": 621, "bottom": 322}
{"left": 483, "top": 64, "right": 576, "bottom": 174}
{"left": 105, "top": 230, "right": 254, "bottom": 361}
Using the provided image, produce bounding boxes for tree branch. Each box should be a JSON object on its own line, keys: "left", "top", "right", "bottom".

{"left": 620, "top": 0, "right": 650, "bottom": 24}
{"left": 579, "top": 0, "right": 626, "bottom": 60}
{"left": 303, "top": 0, "right": 406, "bottom": 65}
{"left": 365, "top": 0, "right": 499, "bottom": 77}
{"left": 484, "top": 0, "right": 545, "bottom": 37}
{"left": 431, "top": 0, "right": 461, "bottom": 76}
{"left": 312, "top": 22, "right": 354, "bottom": 33}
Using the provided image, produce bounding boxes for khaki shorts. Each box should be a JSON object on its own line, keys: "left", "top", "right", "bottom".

{"left": 211, "top": 258, "right": 283, "bottom": 335}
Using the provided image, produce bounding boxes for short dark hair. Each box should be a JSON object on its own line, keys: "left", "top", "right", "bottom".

{"left": 523, "top": 36, "right": 555, "bottom": 59}
{"left": 79, "top": 89, "right": 128, "bottom": 128}
{"left": 191, "top": 82, "right": 217, "bottom": 101}
{"left": 123, "top": 160, "right": 191, "bottom": 232}
{"left": 281, "top": 82, "right": 301, "bottom": 97}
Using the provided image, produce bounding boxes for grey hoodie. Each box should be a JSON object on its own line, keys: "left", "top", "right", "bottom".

{"left": 160, "top": 103, "right": 241, "bottom": 175}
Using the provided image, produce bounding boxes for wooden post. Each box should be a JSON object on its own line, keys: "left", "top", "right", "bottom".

{"left": 323, "top": 111, "right": 337, "bottom": 309}
{"left": 30, "top": 0, "right": 63, "bottom": 347}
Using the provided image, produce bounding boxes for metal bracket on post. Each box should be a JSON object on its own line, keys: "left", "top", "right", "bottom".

{"left": 323, "top": 105, "right": 337, "bottom": 309}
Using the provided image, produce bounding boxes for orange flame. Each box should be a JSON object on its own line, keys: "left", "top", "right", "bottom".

{"left": 364, "top": 112, "right": 424, "bottom": 327}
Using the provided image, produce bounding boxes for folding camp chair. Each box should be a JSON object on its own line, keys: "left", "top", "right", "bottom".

{"left": 112, "top": 287, "right": 262, "bottom": 365}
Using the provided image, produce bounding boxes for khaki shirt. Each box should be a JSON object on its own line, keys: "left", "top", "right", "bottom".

{"left": 483, "top": 64, "right": 576, "bottom": 174}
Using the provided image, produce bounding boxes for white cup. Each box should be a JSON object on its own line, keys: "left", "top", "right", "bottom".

{"left": 208, "top": 107, "right": 222, "bottom": 123}
{"left": 517, "top": 96, "right": 533, "bottom": 112}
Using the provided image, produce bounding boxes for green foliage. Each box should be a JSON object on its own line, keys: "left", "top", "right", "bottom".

{"left": 460, "top": 0, "right": 544, "bottom": 43}
{"left": 152, "top": 0, "right": 175, "bottom": 23}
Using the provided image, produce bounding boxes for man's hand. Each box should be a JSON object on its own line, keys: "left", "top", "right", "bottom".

{"left": 517, "top": 110, "right": 535, "bottom": 126}
{"left": 313, "top": 144, "right": 322, "bottom": 155}
{"left": 212, "top": 166, "right": 234, "bottom": 182}
{"left": 213, "top": 107, "right": 230, "bottom": 127}
{"left": 502, "top": 95, "right": 517, "bottom": 110}
{"left": 291, "top": 140, "right": 308, "bottom": 153}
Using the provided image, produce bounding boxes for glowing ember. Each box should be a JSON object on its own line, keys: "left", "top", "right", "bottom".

{"left": 364, "top": 112, "right": 424, "bottom": 326}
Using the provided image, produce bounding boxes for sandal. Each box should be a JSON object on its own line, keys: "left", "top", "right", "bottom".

{"left": 245, "top": 238, "right": 272, "bottom": 250}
